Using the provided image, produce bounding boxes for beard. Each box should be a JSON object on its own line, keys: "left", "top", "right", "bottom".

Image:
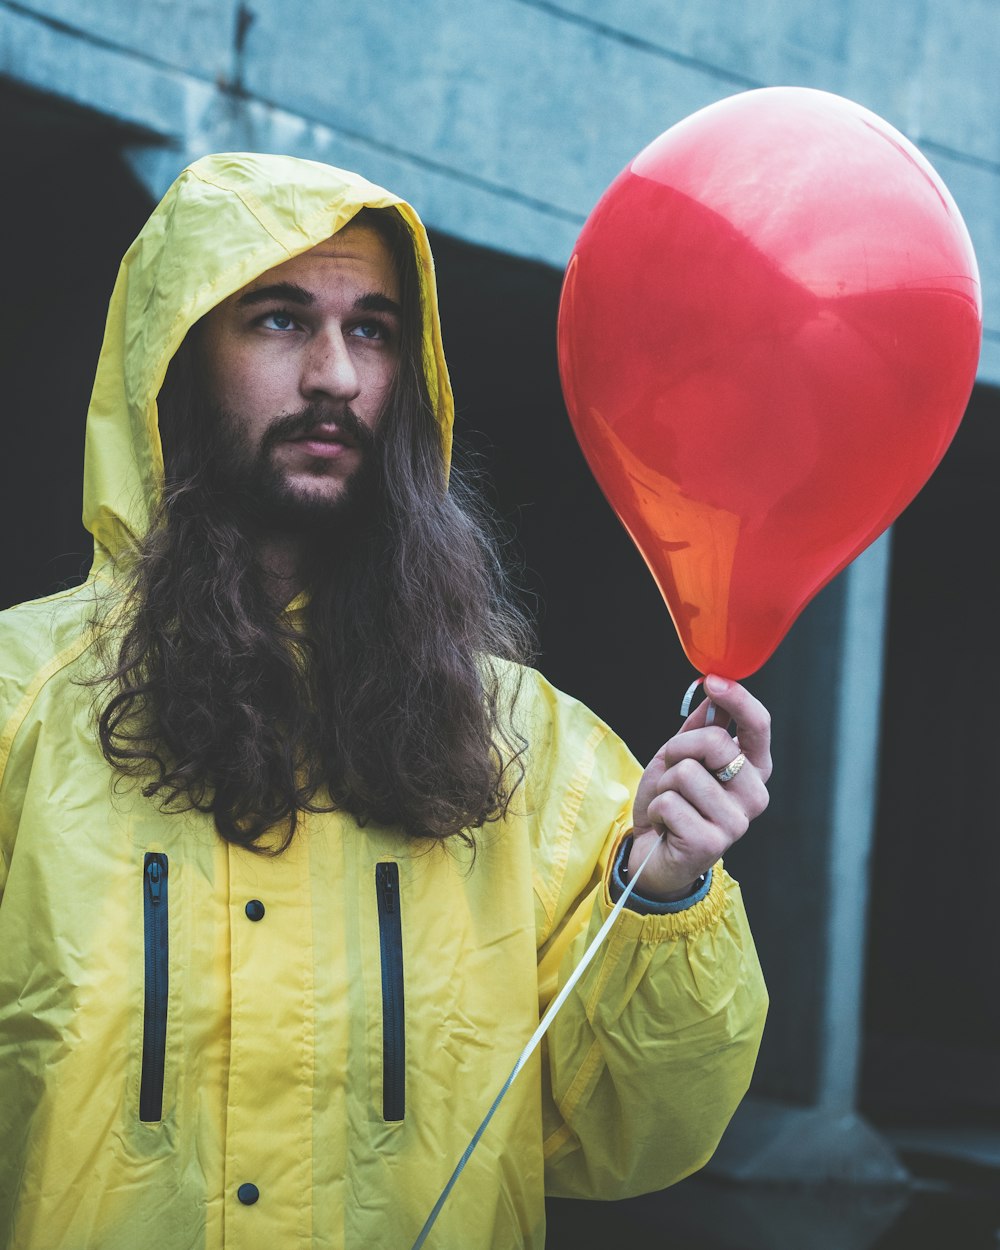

{"left": 211, "top": 401, "right": 380, "bottom": 538}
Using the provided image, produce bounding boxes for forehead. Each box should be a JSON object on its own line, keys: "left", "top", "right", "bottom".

{"left": 236, "top": 222, "right": 400, "bottom": 302}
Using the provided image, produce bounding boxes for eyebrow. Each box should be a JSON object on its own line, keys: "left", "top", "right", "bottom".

{"left": 237, "top": 282, "right": 314, "bottom": 308}
{"left": 236, "top": 283, "right": 402, "bottom": 318}
{"left": 356, "top": 291, "right": 403, "bottom": 317}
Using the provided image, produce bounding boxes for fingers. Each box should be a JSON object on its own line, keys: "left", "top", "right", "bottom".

{"left": 662, "top": 726, "right": 742, "bottom": 772}
{"left": 671, "top": 740, "right": 769, "bottom": 822}
{"left": 703, "top": 675, "right": 772, "bottom": 780}
{"left": 649, "top": 758, "right": 748, "bottom": 833}
{"left": 650, "top": 751, "right": 767, "bottom": 831}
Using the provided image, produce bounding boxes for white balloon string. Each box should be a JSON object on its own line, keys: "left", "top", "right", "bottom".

{"left": 680, "top": 677, "right": 702, "bottom": 717}
{"left": 680, "top": 677, "right": 716, "bottom": 725}
{"left": 408, "top": 834, "right": 663, "bottom": 1250}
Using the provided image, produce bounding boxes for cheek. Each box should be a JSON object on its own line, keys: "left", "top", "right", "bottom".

{"left": 213, "top": 353, "right": 299, "bottom": 437}
{"left": 200, "top": 319, "right": 281, "bottom": 406}
{"left": 213, "top": 352, "right": 271, "bottom": 409}
{"left": 362, "top": 359, "right": 398, "bottom": 417}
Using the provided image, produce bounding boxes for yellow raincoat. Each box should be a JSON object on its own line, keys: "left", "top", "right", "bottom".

{"left": 0, "top": 154, "right": 767, "bottom": 1250}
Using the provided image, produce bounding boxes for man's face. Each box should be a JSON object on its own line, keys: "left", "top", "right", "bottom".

{"left": 198, "top": 222, "right": 402, "bottom": 526}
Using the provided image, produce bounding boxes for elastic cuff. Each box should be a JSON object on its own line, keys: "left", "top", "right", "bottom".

{"left": 609, "top": 834, "right": 713, "bottom": 914}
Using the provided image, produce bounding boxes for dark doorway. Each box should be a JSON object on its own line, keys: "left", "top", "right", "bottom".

{"left": 0, "top": 80, "right": 156, "bottom": 610}
{"left": 431, "top": 231, "right": 697, "bottom": 761}
{"left": 862, "top": 381, "right": 1000, "bottom": 1129}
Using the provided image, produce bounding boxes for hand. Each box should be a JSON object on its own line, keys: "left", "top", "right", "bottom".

{"left": 628, "top": 675, "right": 772, "bottom": 901}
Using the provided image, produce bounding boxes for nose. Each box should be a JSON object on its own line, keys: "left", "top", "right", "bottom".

{"left": 300, "top": 327, "right": 361, "bottom": 404}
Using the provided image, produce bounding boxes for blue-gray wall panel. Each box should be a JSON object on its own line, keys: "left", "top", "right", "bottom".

{"left": 0, "top": 4, "right": 215, "bottom": 141}
{"left": 918, "top": 0, "right": 1000, "bottom": 166}
{"left": 4, "top": 0, "right": 997, "bottom": 385}
{"left": 7, "top": 0, "right": 238, "bottom": 82}
{"left": 240, "top": 0, "right": 724, "bottom": 219}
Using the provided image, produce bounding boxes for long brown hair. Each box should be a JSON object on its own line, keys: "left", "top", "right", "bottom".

{"left": 93, "top": 208, "right": 535, "bottom": 852}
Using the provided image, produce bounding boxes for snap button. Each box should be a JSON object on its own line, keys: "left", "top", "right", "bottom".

{"left": 245, "top": 900, "right": 265, "bottom": 922}
{"left": 237, "top": 1182, "right": 260, "bottom": 1205}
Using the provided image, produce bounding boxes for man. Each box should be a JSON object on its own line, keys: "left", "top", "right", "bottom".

{"left": 0, "top": 153, "right": 769, "bottom": 1249}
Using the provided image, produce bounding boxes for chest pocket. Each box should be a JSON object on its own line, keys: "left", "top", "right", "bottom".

{"left": 375, "top": 861, "right": 405, "bottom": 1122}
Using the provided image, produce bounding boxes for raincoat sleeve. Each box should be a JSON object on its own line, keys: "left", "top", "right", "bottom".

{"left": 0, "top": 592, "right": 95, "bottom": 905}
{"left": 524, "top": 673, "right": 767, "bottom": 1200}
{"left": 0, "top": 606, "right": 55, "bottom": 902}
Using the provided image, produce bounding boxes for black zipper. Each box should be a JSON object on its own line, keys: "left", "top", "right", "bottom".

{"left": 140, "top": 852, "right": 169, "bottom": 1123}
{"left": 375, "top": 861, "right": 405, "bottom": 1122}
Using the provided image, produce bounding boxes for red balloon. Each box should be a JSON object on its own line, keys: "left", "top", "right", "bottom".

{"left": 558, "top": 87, "right": 982, "bottom": 679}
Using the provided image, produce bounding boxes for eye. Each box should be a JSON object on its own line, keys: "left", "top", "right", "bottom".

{"left": 349, "top": 320, "right": 386, "bottom": 341}
{"left": 259, "top": 309, "right": 298, "bottom": 332}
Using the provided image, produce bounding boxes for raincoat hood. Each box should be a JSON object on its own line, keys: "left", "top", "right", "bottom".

{"left": 83, "top": 152, "right": 454, "bottom": 567}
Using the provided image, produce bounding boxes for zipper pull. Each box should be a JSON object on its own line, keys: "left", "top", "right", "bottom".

{"left": 147, "top": 858, "right": 163, "bottom": 904}
{"left": 380, "top": 864, "right": 396, "bottom": 914}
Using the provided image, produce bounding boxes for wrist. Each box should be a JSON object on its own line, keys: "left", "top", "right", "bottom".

{"left": 641, "top": 877, "right": 701, "bottom": 902}
{"left": 626, "top": 829, "right": 700, "bottom": 901}
{"left": 610, "top": 836, "right": 713, "bottom": 915}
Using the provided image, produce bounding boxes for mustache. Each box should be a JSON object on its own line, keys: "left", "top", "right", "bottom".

{"left": 259, "top": 404, "right": 377, "bottom": 456}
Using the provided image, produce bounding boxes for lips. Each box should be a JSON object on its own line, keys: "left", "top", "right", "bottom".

{"left": 282, "top": 423, "right": 361, "bottom": 460}
{"left": 287, "top": 423, "right": 357, "bottom": 449}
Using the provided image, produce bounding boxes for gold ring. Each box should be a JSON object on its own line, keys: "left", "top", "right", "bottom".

{"left": 713, "top": 753, "right": 746, "bottom": 784}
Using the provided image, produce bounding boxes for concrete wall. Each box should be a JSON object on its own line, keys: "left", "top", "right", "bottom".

{"left": 2, "top": 0, "right": 998, "bottom": 378}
